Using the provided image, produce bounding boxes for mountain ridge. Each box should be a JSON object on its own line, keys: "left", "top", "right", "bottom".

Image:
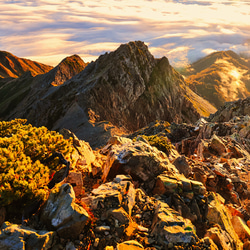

{"left": 0, "top": 51, "right": 53, "bottom": 78}
{"left": 0, "top": 41, "right": 216, "bottom": 148}
{"left": 185, "top": 50, "right": 250, "bottom": 108}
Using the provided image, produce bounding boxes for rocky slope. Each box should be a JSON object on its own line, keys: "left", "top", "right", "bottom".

{"left": 185, "top": 50, "right": 250, "bottom": 108}
{"left": 0, "top": 41, "right": 216, "bottom": 148}
{"left": 0, "top": 51, "right": 53, "bottom": 78}
{"left": 2, "top": 99, "right": 250, "bottom": 249}
{"left": 0, "top": 54, "right": 88, "bottom": 121}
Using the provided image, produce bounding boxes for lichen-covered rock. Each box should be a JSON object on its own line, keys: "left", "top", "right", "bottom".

{"left": 0, "top": 221, "right": 54, "bottom": 250}
{"left": 151, "top": 201, "right": 198, "bottom": 245}
{"left": 40, "top": 183, "right": 90, "bottom": 239}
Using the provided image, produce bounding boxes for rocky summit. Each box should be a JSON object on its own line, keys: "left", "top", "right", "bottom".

{"left": 0, "top": 41, "right": 215, "bottom": 148}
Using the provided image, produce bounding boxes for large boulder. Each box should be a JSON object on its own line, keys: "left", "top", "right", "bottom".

{"left": 0, "top": 221, "right": 54, "bottom": 250}
{"left": 40, "top": 183, "right": 90, "bottom": 239}
{"left": 102, "top": 138, "right": 179, "bottom": 193}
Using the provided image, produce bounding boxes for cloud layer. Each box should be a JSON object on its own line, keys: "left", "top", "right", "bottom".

{"left": 0, "top": 0, "right": 249, "bottom": 67}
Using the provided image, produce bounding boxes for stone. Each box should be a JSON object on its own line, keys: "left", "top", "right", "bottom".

{"left": 117, "top": 240, "right": 144, "bottom": 250}
{"left": 91, "top": 175, "right": 136, "bottom": 216}
{"left": 206, "top": 193, "right": 242, "bottom": 250}
{"left": 0, "top": 221, "right": 54, "bottom": 250}
{"left": 66, "top": 171, "right": 83, "bottom": 196}
{"left": 65, "top": 241, "right": 77, "bottom": 250}
{"left": 60, "top": 129, "right": 96, "bottom": 168}
{"left": 197, "top": 140, "right": 212, "bottom": 160}
{"left": 102, "top": 139, "right": 179, "bottom": 193}
{"left": 205, "top": 226, "right": 236, "bottom": 250}
{"left": 173, "top": 156, "right": 191, "bottom": 177}
{"left": 107, "top": 207, "right": 130, "bottom": 225}
{"left": 210, "top": 134, "right": 227, "bottom": 155}
{"left": 231, "top": 216, "right": 250, "bottom": 241}
{"left": 152, "top": 174, "right": 179, "bottom": 195}
{"left": 40, "top": 183, "right": 90, "bottom": 239}
{"left": 151, "top": 201, "right": 198, "bottom": 245}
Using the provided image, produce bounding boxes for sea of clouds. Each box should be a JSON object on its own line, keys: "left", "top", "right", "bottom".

{"left": 0, "top": 0, "right": 249, "bottom": 67}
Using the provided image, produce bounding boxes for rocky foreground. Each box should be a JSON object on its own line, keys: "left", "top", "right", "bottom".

{"left": 1, "top": 99, "right": 250, "bottom": 250}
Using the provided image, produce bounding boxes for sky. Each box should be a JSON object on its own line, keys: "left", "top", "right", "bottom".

{"left": 0, "top": 0, "right": 250, "bottom": 67}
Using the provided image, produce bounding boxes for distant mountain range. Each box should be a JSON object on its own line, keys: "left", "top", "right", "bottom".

{"left": 0, "top": 51, "right": 53, "bottom": 78}
{"left": 184, "top": 50, "right": 250, "bottom": 108}
{"left": 6, "top": 42, "right": 250, "bottom": 147}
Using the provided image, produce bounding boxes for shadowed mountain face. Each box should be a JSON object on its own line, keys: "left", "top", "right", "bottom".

{"left": 0, "top": 41, "right": 216, "bottom": 147}
{"left": 185, "top": 50, "right": 250, "bottom": 108}
{"left": 0, "top": 51, "right": 53, "bottom": 78}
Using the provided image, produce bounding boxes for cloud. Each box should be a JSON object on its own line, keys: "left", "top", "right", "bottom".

{"left": 0, "top": 0, "right": 249, "bottom": 66}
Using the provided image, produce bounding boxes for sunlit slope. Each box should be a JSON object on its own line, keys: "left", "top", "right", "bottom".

{"left": 185, "top": 50, "right": 250, "bottom": 108}
{"left": 0, "top": 51, "right": 53, "bottom": 78}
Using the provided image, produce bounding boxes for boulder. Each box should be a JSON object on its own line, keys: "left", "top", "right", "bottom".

{"left": 197, "top": 140, "right": 212, "bottom": 160}
{"left": 91, "top": 175, "right": 136, "bottom": 216}
{"left": 102, "top": 138, "right": 179, "bottom": 193}
{"left": 151, "top": 201, "right": 198, "bottom": 245}
{"left": 40, "top": 183, "right": 90, "bottom": 239}
{"left": 0, "top": 221, "right": 54, "bottom": 250}
{"left": 205, "top": 226, "right": 236, "bottom": 250}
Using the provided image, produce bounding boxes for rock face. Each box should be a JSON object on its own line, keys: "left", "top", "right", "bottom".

{"left": 185, "top": 50, "right": 250, "bottom": 108}
{"left": 0, "top": 50, "right": 53, "bottom": 78}
{"left": 0, "top": 41, "right": 216, "bottom": 148}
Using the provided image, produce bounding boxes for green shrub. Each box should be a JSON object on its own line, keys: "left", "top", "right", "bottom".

{"left": 139, "top": 134, "right": 172, "bottom": 155}
{"left": 0, "top": 119, "right": 75, "bottom": 207}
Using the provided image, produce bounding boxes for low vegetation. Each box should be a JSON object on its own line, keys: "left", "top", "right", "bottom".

{"left": 0, "top": 119, "right": 75, "bottom": 208}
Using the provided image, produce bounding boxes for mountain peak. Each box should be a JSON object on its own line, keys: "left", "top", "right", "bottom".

{"left": 45, "top": 54, "right": 88, "bottom": 86}
{"left": 0, "top": 51, "right": 53, "bottom": 78}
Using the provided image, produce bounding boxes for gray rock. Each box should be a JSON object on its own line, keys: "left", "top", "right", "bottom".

{"left": 102, "top": 138, "right": 179, "bottom": 193}
{"left": 40, "top": 183, "right": 90, "bottom": 239}
{"left": 0, "top": 221, "right": 54, "bottom": 250}
{"left": 91, "top": 175, "right": 135, "bottom": 216}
